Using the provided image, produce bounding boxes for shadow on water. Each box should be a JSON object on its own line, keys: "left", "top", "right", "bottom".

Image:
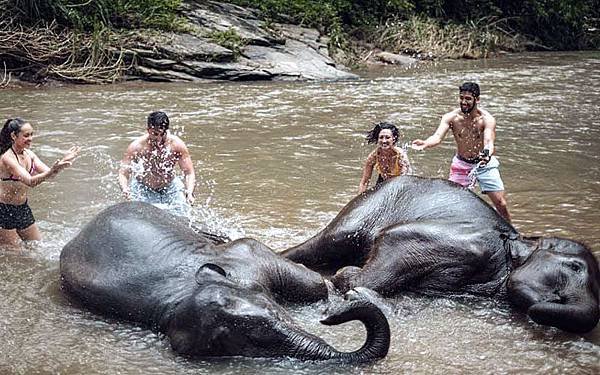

{"left": 1, "top": 51, "right": 599, "bottom": 374}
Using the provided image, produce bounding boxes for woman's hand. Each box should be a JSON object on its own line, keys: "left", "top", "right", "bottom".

{"left": 61, "top": 146, "right": 81, "bottom": 164}
{"left": 51, "top": 146, "right": 81, "bottom": 173}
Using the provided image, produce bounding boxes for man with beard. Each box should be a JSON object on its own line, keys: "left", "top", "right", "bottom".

{"left": 118, "top": 111, "right": 195, "bottom": 217}
{"left": 411, "top": 82, "right": 510, "bottom": 222}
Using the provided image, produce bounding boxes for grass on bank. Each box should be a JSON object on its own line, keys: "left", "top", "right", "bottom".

{"left": 373, "top": 16, "right": 527, "bottom": 60}
{"left": 206, "top": 28, "right": 247, "bottom": 58}
{"left": 0, "top": 0, "right": 183, "bottom": 84}
{"left": 225, "top": 0, "right": 598, "bottom": 61}
{"left": 6, "top": 0, "right": 183, "bottom": 31}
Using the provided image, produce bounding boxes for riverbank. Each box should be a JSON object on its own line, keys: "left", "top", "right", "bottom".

{"left": 1, "top": 0, "right": 598, "bottom": 87}
{"left": 1, "top": 0, "right": 360, "bottom": 87}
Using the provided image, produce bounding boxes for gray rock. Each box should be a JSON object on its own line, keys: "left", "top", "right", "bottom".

{"left": 182, "top": 0, "right": 284, "bottom": 47}
{"left": 127, "top": 0, "right": 355, "bottom": 82}
{"left": 244, "top": 41, "right": 356, "bottom": 80}
{"left": 372, "top": 51, "right": 418, "bottom": 66}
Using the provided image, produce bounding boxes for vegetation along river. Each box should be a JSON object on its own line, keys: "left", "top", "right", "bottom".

{"left": 0, "top": 51, "right": 599, "bottom": 374}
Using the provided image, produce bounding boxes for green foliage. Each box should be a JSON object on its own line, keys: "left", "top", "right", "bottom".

{"left": 225, "top": 0, "right": 336, "bottom": 30}
{"left": 207, "top": 28, "right": 246, "bottom": 57}
{"left": 224, "top": 0, "right": 415, "bottom": 51}
{"left": 6, "top": 0, "right": 596, "bottom": 49}
{"left": 224, "top": 0, "right": 599, "bottom": 50}
{"left": 514, "top": 0, "right": 594, "bottom": 49}
{"left": 333, "top": 0, "right": 414, "bottom": 27}
{"left": 226, "top": 0, "right": 413, "bottom": 29}
{"left": 6, "top": 0, "right": 182, "bottom": 31}
{"left": 407, "top": 0, "right": 595, "bottom": 49}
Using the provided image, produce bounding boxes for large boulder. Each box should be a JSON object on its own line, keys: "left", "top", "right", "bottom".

{"left": 127, "top": 0, "right": 357, "bottom": 82}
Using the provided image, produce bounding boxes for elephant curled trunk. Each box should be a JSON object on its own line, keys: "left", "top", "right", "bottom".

{"left": 285, "top": 299, "right": 390, "bottom": 362}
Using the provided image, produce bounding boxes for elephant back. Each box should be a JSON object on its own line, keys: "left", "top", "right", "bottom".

{"left": 60, "top": 202, "right": 216, "bottom": 321}
{"left": 338, "top": 176, "right": 515, "bottom": 236}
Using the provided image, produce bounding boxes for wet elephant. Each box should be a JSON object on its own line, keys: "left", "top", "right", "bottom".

{"left": 60, "top": 202, "right": 390, "bottom": 362}
{"left": 281, "top": 176, "right": 600, "bottom": 333}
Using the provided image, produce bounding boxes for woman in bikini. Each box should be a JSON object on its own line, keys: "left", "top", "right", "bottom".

{"left": 0, "top": 118, "right": 80, "bottom": 246}
{"left": 358, "top": 121, "right": 412, "bottom": 194}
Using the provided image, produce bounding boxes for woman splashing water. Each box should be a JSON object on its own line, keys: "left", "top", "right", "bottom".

{"left": 358, "top": 121, "right": 412, "bottom": 194}
{"left": 0, "top": 118, "right": 80, "bottom": 247}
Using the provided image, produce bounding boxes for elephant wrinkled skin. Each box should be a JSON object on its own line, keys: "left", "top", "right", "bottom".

{"left": 282, "top": 176, "right": 600, "bottom": 333}
{"left": 60, "top": 202, "right": 390, "bottom": 362}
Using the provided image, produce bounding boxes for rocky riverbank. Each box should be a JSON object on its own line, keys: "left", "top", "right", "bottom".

{"left": 0, "top": 0, "right": 420, "bottom": 87}
{"left": 128, "top": 0, "right": 359, "bottom": 82}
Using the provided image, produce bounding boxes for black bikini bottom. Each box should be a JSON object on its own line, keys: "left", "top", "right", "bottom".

{"left": 0, "top": 201, "right": 35, "bottom": 230}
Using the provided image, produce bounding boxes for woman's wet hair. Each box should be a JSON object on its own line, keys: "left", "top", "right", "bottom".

{"left": 366, "top": 121, "right": 400, "bottom": 144}
{"left": 459, "top": 82, "right": 480, "bottom": 98}
{"left": 1, "top": 118, "right": 27, "bottom": 154}
{"left": 147, "top": 111, "right": 169, "bottom": 130}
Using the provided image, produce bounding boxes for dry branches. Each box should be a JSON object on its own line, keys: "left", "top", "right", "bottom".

{"left": 0, "top": 18, "right": 133, "bottom": 84}
{"left": 1, "top": 62, "right": 10, "bottom": 87}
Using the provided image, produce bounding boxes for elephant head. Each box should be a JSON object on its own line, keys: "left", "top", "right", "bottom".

{"left": 165, "top": 264, "right": 390, "bottom": 362}
{"left": 507, "top": 237, "right": 600, "bottom": 333}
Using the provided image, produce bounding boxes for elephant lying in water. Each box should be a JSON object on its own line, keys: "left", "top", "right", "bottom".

{"left": 281, "top": 176, "right": 600, "bottom": 333}
{"left": 60, "top": 202, "right": 390, "bottom": 362}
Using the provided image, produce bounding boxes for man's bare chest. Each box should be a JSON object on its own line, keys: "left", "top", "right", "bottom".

{"left": 135, "top": 148, "right": 178, "bottom": 170}
{"left": 451, "top": 120, "right": 484, "bottom": 140}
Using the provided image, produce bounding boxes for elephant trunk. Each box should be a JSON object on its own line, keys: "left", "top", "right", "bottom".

{"left": 528, "top": 301, "right": 599, "bottom": 333}
{"left": 285, "top": 299, "right": 390, "bottom": 363}
{"left": 508, "top": 275, "right": 600, "bottom": 333}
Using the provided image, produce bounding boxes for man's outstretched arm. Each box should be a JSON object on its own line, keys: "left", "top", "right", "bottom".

{"left": 412, "top": 113, "right": 452, "bottom": 150}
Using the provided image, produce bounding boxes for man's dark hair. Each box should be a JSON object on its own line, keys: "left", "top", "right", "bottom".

{"left": 366, "top": 121, "right": 399, "bottom": 145}
{"left": 459, "top": 82, "right": 480, "bottom": 98}
{"left": 147, "top": 111, "right": 169, "bottom": 129}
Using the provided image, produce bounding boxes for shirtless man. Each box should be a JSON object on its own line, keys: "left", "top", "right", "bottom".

{"left": 118, "top": 111, "right": 195, "bottom": 217}
{"left": 412, "top": 82, "right": 510, "bottom": 222}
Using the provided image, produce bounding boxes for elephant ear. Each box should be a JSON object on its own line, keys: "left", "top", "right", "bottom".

{"left": 195, "top": 263, "right": 227, "bottom": 284}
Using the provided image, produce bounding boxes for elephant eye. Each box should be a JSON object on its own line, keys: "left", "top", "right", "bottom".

{"left": 566, "top": 261, "right": 583, "bottom": 272}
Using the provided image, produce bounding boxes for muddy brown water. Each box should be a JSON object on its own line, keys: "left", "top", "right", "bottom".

{"left": 1, "top": 51, "right": 599, "bottom": 374}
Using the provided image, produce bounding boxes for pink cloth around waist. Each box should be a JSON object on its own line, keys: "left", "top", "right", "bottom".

{"left": 449, "top": 156, "right": 477, "bottom": 187}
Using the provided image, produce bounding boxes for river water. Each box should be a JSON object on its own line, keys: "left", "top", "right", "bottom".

{"left": 1, "top": 51, "right": 599, "bottom": 374}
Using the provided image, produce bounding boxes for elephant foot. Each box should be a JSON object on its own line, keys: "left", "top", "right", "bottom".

{"left": 332, "top": 266, "right": 362, "bottom": 293}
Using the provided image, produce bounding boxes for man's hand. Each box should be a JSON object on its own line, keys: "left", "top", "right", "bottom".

{"left": 411, "top": 139, "right": 427, "bottom": 151}
{"left": 185, "top": 191, "right": 195, "bottom": 205}
{"left": 478, "top": 148, "right": 491, "bottom": 167}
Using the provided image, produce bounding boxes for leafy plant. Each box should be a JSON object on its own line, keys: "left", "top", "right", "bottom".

{"left": 207, "top": 28, "right": 247, "bottom": 58}
{"left": 223, "top": 0, "right": 599, "bottom": 51}
{"left": 6, "top": 0, "right": 182, "bottom": 31}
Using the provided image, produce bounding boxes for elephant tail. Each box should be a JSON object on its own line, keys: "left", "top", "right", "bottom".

{"left": 286, "top": 297, "right": 390, "bottom": 363}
